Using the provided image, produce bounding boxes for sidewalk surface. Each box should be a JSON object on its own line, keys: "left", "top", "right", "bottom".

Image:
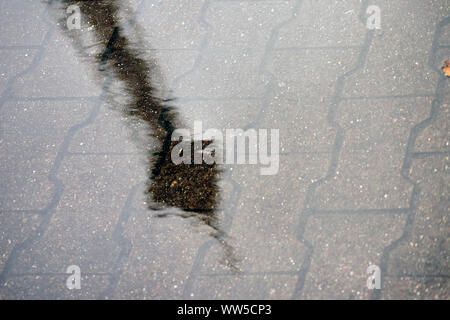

{"left": 0, "top": 0, "right": 448, "bottom": 299}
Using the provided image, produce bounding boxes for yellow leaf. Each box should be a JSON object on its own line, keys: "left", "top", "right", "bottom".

{"left": 442, "top": 60, "right": 450, "bottom": 77}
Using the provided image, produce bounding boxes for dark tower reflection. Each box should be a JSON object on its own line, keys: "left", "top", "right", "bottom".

{"left": 51, "top": 0, "right": 238, "bottom": 271}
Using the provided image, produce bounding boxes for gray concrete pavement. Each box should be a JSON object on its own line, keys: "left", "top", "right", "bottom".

{"left": 0, "top": 0, "right": 448, "bottom": 299}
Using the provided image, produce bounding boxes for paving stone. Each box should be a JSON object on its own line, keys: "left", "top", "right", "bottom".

{"left": 439, "top": 23, "right": 450, "bottom": 46}
{"left": 276, "top": 0, "right": 366, "bottom": 48}
{"left": 3, "top": 154, "right": 143, "bottom": 279}
{"left": 342, "top": 1, "right": 447, "bottom": 98}
{"left": 382, "top": 156, "right": 449, "bottom": 299}
{"left": 151, "top": 50, "right": 199, "bottom": 88}
{"left": 300, "top": 213, "right": 407, "bottom": 299}
{"left": 260, "top": 48, "right": 360, "bottom": 152}
{"left": 184, "top": 155, "right": 329, "bottom": 298}
{"left": 0, "top": 0, "right": 449, "bottom": 299}
{"left": 174, "top": 48, "right": 270, "bottom": 99}
{"left": 0, "top": 273, "right": 111, "bottom": 300}
{"left": 382, "top": 275, "right": 449, "bottom": 300}
{"left": 0, "top": 100, "right": 91, "bottom": 210}
{"left": 68, "top": 103, "right": 157, "bottom": 155}
{"left": 414, "top": 95, "right": 449, "bottom": 153}
{"left": 204, "top": 1, "right": 295, "bottom": 49}
{"left": 178, "top": 98, "right": 264, "bottom": 130}
{"left": 113, "top": 208, "right": 211, "bottom": 299}
{"left": 188, "top": 273, "right": 299, "bottom": 299}
{"left": 268, "top": 49, "right": 360, "bottom": 102}
{"left": 0, "top": 0, "right": 50, "bottom": 47}
{"left": 12, "top": 32, "right": 102, "bottom": 98}
{"left": 0, "top": 213, "right": 41, "bottom": 274}
{"left": 138, "top": 0, "right": 206, "bottom": 50}
{"left": 312, "top": 97, "right": 431, "bottom": 210}
{"left": 0, "top": 49, "right": 37, "bottom": 94}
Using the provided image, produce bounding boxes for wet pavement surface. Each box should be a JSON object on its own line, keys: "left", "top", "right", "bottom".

{"left": 0, "top": 0, "right": 449, "bottom": 299}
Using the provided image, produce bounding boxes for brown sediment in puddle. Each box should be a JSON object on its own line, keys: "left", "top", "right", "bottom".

{"left": 150, "top": 140, "right": 219, "bottom": 212}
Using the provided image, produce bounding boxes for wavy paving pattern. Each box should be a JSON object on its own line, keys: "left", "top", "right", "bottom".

{"left": 0, "top": 0, "right": 448, "bottom": 299}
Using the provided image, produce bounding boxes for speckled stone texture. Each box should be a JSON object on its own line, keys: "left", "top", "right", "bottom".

{"left": 0, "top": 0, "right": 448, "bottom": 299}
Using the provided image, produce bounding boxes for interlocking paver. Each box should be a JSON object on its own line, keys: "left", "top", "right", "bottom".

{"left": 184, "top": 154, "right": 328, "bottom": 299}
{"left": 383, "top": 155, "right": 449, "bottom": 299}
{"left": 414, "top": 98, "right": 449, "bottom": 153}
{"left": 0, "top": 213, "right": 40, "bottom": 275}
{"left": 11, "top": 32, "right": 101, "bottom": 98}
{"left": 189, "top": 273, "right": 299, "bottom": 299}
{"left": 113, "top": 207, "right": 211, "bottom": 299}
{"left": 0, "top": 0, "right": 50, "bottom": 47}
{"left": 275, "top": 0, "right": 366, "bottom": 48}
{"left": 68, "top": 103, "right": 156, "bottom": 154}
{"left": 0, "top": 100, "right": 91, "bottom": 210}
{"left": 342, "top": 1, "right": 446, "bottom": 98}
{"left": 0, "top": 0, "right": 448, "bottom": 299}
{"left": 312, "top": 97, "right": 430, "bottom": 210}
{"left": 0, "top": 273, "right": 111, "bottom": 299}
{"left": 300, "top": 213, "right": 407, "bottom": 299}
{"left": 138, "top": 0, "right": 206, "bottom": 50}
{"left": 0, "top": 49, "right": 37, "bottom": 94}
{"left": 261, "top": 49, "right": 360, "bottom": 153}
